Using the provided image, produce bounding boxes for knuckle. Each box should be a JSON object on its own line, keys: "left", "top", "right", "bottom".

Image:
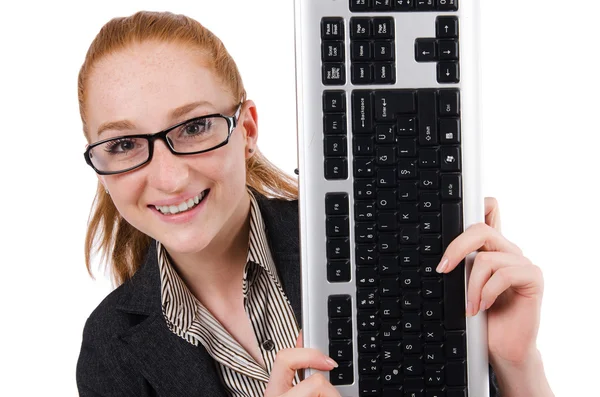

{"left": 474, "top": 251, "right": 492, "bottom": 267}
{"left": 308, "top": 372, "right": 329, "bottom": 387}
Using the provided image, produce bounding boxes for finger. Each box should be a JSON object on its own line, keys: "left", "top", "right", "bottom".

{"left": 281, "top": 373, "right": 342, "bottom": 397}
{"left": 466, "top": 251, "right": 533, "bottom": 316}
{"left": 264, "top": 348, "right": 337, "bottom": 397}
{"left": 479, "top": 265, "right": 544, "bottom": 312}
{"left": 484, "top": 197, "right": 501, "bottom": 232}
{"left": 436, "top": 223, "right": 523, "bottom": 274}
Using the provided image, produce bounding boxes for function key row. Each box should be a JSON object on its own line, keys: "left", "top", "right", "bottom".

{"left": 351, "top": 0, "right": 458, "bottom": 12}
{"left": 323, "top": 91, "right": 349, "bottom": 180}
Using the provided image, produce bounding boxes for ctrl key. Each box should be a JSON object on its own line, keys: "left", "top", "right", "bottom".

{"left": 330, "top": 362, "right": 354, "bottom": 385}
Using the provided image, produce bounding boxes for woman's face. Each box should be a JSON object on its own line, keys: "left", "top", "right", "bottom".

{"left": 85, "top": 41, "right": 257, "bottom": 255}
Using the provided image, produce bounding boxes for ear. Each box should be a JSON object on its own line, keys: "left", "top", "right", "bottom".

{"left": 97, "top": 175, "right": 107, "bottom": 191}
{"left": 239, "top": 100, "right": 258, "bottom": 159}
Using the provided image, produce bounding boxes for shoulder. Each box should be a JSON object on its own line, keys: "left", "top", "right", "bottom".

{"left": 80, "top": 283, "right": 132, "bottom": 346}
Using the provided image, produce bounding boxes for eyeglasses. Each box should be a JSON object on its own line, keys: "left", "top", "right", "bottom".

{"left": 84, "top": 104, "right": 243, "bottom": 175}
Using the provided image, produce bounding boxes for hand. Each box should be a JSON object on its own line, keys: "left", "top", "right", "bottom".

{"left": 436, "top": 197, "right": 545, "bottom": 366}
{"left": 264, "top": 331, "right": 342, "bottom": 397}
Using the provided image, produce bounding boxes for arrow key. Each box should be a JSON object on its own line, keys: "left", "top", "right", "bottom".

{"left": 438, "top": 39, "right": 459, "bottom": 61}
{"left": 437, "top": 61, "right": 460, "bottom": 84}
{"left": 415, "top": 38, "right": 437, "bottom": 62}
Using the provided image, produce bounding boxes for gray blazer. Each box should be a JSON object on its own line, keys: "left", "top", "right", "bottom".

{"left": 76, "top": 192, "right": 500, "bottom": 396}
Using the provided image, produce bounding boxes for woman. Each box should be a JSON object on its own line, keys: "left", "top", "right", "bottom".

{"left": 76, "top": 11, "right": 554, "bottom": 397}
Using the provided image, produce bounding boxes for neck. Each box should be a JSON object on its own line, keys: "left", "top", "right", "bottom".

{"left": 166, "top": 191, "right": 252, "bottom": 308}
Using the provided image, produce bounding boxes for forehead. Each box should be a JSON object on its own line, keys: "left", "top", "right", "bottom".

{"left": 86, "top": 41, "right": 231, "bottom": 135}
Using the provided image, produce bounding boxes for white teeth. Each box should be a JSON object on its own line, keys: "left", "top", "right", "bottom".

{"left": 154, "top": 190, "right": 208, "bottom": 215}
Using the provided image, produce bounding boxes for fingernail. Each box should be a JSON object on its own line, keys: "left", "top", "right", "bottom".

{"left": 436, "top": 258, "right": 448, "bottom": 273}
{"left": 325, "top": 357, "right": 339, "bottom": 368}
{"left": 479, "top": 300, "right": 486, "bottom": 313}
{"left": 466, "top": 301, "right": 473, "bottom": 317}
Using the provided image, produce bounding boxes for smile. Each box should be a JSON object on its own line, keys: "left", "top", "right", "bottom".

{"left": 154, "top": 189, "right": 209, "bottom": 215}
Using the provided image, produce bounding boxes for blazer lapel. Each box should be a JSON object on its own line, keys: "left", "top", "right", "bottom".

{"left": 112, "top": 189, "right": 301, "bottom": 396}
{"left": 115, "top": 242, "right": 227, "bottom": 396}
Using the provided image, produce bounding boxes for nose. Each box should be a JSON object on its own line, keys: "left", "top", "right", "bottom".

{"left": 145, "top": 139, "right": 190, "bottom": 194}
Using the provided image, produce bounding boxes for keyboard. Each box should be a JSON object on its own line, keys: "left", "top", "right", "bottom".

{"left": 293, "top": 1, "right": 489, "bottom": 396}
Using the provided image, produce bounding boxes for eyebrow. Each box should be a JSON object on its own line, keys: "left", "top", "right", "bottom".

{"left": 96, "top": 100, "right": 214, "bottom": 137}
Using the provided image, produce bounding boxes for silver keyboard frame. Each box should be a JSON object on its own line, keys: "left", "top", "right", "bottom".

{"left": 294, "top": 1, "right": 489, "bottom": 395}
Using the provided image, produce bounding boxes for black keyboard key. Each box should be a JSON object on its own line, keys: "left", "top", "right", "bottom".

{"left": 357, "top": 267, "right": 379, "bottom": 287}
{"left": 419, "top": 148, "right": 439, "bottom": 168}
{"left": 324, "top": 114, "right": 347, "bottom": 134}
{"left": 380, "top": 277, "right": 400, "bottom": 296}
{"left": 382, "top": 342, "right": 403, "bottom": 363}
{"left": 399, "top": 247, "right": 419, "bottom": 266}
{"left": 358, "top": 312, "right": 381, "bottom": 331}
{"left": 356, "top": 201, "right": 377, "bottom": 221}
{"left": 416, "top": 0, "right": 435, "bottom": 11}
{"left": 374, "top": 90, "right": 416, "bottom": 121}
{"left": 330, "top": 361, "right": 354, "bottom": 385}
{"left": 398, "top": 181, "right": 418, "bottom": 201}
{"left": 324, "top": 158, "right": 348, "bottom": 180}
{"left": 420, "top": 213, "right": 441, "bottom": 233}
{"left": 374, "top": 41, "right": 395, "bottom": 61}
{"left": 425, "top": 365, "right": 445, "bottom": 387}
{"left": 437, "top": 0, "right": 458, "bottom": 11}
{"left": 437, "top": 61, "right": 460, "bottom": 84}
{"left": 352, "top": 41, "right": 373, "bottom": 61}
{"left": 422, "top": 279, "right": 443, "bottom": 299}
{"left": 445, "top": 331, "right": 466, "bottom": 358}
{"left": 446, "top": 388, "right": 467, "bottom": 397}
{"left": 419, "top": 192, "right": 440, "bottom": 212}
{"left": 441, "top": 146, "right": 461, "bottom": 171}
{"left": 401, "top": 270, "right": 420, "bottom": 289}
{"left": 329, "top": 295, "right": 352, "bottom": 317}
{"left": 379, "top": 255, "right": 400, "bottom": 275}
{"left": 403, "top": 312, "right": 421, "bottom": 331}
{"left": 400, "top": 226, "right": 419, "bottom": 245}
{"left": 398, "top": 203, "right": 419, "bottom": 223}
{"left": 324, "top": 136, "right": 347, "bottom": 157}
{"left": 356, "top": 223, "right": 377, "bottom": 243}
{"left": 424, "top": 344, "right": 444, "bottom": 363}
{"left": 322, "top": 63, "right": 346, "bottom": 85}
{"left": 355, "top": 157, "right": 376, "bottom": 177}
{"left": 436, "top": 16, "right": 459, "bottom": 39}
{"left": 359, "top": 333, "right": 380, "bottom": 353}
{"left": 353, "top": 63, "right": 374, "bottom": 85}
{"left": 323, "top": 90, "right": 346, "bottom": 112}
{"left": 439, "top": 89, "right": 460, "bottom": 116}
{"left": 376, "top": 124, "right": 396, "bottom": 143}
{"left": 359, "top": 355, "right": 381, "bottom": 374}
{"left": 445, "top": 360, "right": 467, "bottom": 386}
{"left": 374, "top": 62, "right": 395, "bottom": 84}
{"left": 378, "top": 233, "right": 399, "bottom": 253}
{"left": 376, "top": 146, "right": 396, "bottom": 166}
{"left": 382, "top": 364, "right": 403, "bottom": 384}
{"left": 441, "top": 174, "right": 462, "bottom": 200}
{"left": 327, "top": 237, "right": 350, "bottom": 259}
{"left": 394, "top": 0, "right": 414, "bottom": 11}
{"left": 403, "top": 334, "right": 422, "bottom": 354}
{"left": 377, "top": 169, "right": 397, "bottom": 188}
{"left": 360, "top": 376, "right": 381, "bottom": 396}
{"left": 397, "top": 116, "right": 416, "bottom": 135}
{"left": 417, "top": 90, "right": 438, "bottom": 145}
{"left": 423, "top": 322, "right": 444, "bottom": 342}
{"left": 358, "top": 288, "right": 379, "bottom": 309}
{"left": 403, "top": 357, "right": 424, "bottom": 376}
{"left": 351, "top": 17, "right": 373, "bottom": 39}
{"left": 354, "top": 136, "right": 375, "bottom": 155}
{"left": 381, "top": 320, "right": 402, "bottom": 340}
{"left": 329, "top": 318, "right": 353, "bottom": 339}
{"left": 438, "top": 39, "right": 459, "bottom": 60}
{"left": 352, "top": 90, "right": 374, "bottom": 133}
{"left": 326, "top": 192, "right": 349, "bottom": 215}
{"left": 398, "top": 160, "right": 417, "bottom": 179}
{"left": 330, "top": 340, "right": 353, "bottom": 362}
{"left": 373, "top": 0, "right": 393, "bottom": 11}
{"left": 350, "top": 0, "right": 372, "bottom": 12}
{"left": 321, "top": 18, "right": 344, "bottom": 40}
{"left": 380, "top": 298, "right": 402, "bottom": 318}
{"left": 420, "top": 170, "right": 439, "bottom": 190}
{"left": 326, "top": 215, "right": 349, "bottom": 237}
{"left": 397, "top": 138, "right": 417, "bottom": 157}
{"left": 401, "top": 292, "right": 422, "bottom": 310}
{"left": 439, "top": 118, "right": 460, "bottom": 144}
{"left": 442, "top": 203, "right": 467, "bottom": 330}
{"left": 356, "top": 244, "right": 377, "bottom": 265}
{"left": 328, "top": 260, "right": 351, "bottom": 282}
{"left": 415, "top": 38, "right": 437, "bottom": 62}
{"left": 373, "top": 18, "right": 394, "bottom": 39}
{"left": 356, "top": 179, "right": 376, "bottom": 198}
{"left": 322, "top": 41, "right": 345, "bottom": 62}
{"left": 421, "top": 235, "right": 442, "bottom": 255}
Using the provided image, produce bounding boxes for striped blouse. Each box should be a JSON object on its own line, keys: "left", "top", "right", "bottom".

{"left": 157, "top": 189, "right": 301, "bottom": 396}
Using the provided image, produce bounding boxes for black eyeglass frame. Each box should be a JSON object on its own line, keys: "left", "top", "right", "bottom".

{"left": 84, "top": 104, "right": 243, "bottom": 175}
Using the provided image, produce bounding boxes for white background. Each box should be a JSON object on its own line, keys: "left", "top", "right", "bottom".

{"left": 0, "top": 0, "right": 596, "bottom": 395}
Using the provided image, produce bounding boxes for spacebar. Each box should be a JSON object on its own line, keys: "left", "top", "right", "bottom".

{"left": 442, "top": 203, "right": 466, "bottom": 330}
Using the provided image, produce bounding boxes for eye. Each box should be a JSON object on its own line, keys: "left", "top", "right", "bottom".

{"left": 182, "top": 119, "right": 212, "bottom": 136}
{"left": 104, "top": 138, "right": 138, "bottom": 154}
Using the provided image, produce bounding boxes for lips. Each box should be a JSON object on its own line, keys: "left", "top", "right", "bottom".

{"left": 152, "top": 189, "right": 210, "bottom": 215}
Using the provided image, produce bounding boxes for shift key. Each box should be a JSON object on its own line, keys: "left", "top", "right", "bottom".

{"left": 442, "top": 202, "right": 466, "bottom": 330}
